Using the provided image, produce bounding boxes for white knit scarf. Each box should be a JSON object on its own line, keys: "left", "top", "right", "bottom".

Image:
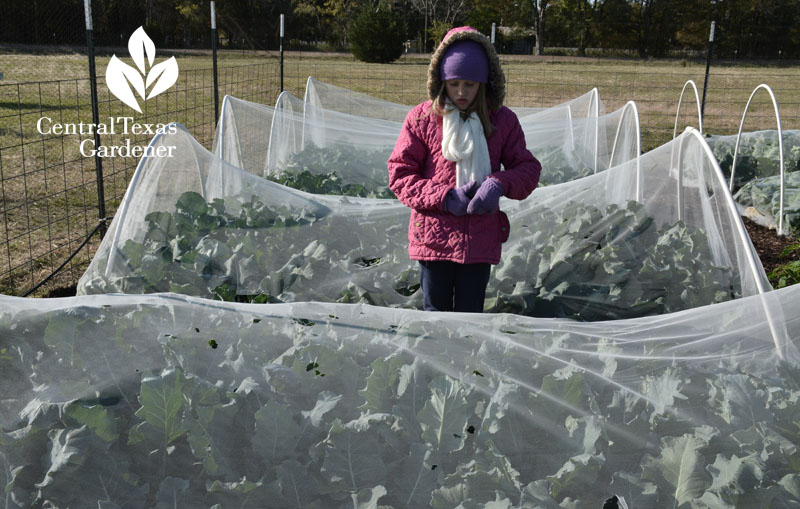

{"left": 441, "top": 100, "right": 491, "bottom": 188}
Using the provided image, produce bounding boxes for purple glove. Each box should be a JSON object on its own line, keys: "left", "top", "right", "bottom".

{"left": 467, "top": 178, "right": 504, "bottom": 215}
{"left": 443, "top": 180, "right": 478, "bottom": 216}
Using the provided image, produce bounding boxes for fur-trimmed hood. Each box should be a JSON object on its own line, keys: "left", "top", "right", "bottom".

{"left": 427, "top": 26, "right": 505, "bottom": 109}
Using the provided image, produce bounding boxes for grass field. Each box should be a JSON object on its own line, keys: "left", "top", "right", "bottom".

{"left": 1, "top": 49, "right": 799, "bottom": 296}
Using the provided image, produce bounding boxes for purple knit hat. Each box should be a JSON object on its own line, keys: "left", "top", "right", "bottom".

{"left": 439, "top": 40, "right": 489, "bottom": 83}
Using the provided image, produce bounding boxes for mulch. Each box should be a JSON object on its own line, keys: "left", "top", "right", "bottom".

{"left": 742, "top": 217, "right": 800, "bottom": 276}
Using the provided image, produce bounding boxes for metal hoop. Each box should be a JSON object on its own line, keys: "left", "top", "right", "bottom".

{"left": 679, "top": 127, "right": 786, "bottom": 356}
{"left": 106, "top": 123, "right": 190, "bottom": 278}
{"left": 673, "top": 80, "right": 703, "bottom": 139}
{"left": 729, "top": 84, "right": 785, "bottom": 235}
{"left": 679, "top": 127, "right": 770, "bottom": 294}
{"left": 588, "top": 87, "right": 600, "bottom": 174}
{"left": 267, "top": 90, "right": 301, "bottom": 176}
{"left": 610, "top": 101, "right": 642, "bottom": 201}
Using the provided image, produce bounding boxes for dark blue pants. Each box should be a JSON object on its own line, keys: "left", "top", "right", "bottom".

{"left": 419, "top": 260, "right": 491, "bottom": 313}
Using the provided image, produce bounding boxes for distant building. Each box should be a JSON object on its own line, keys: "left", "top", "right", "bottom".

{"left": 499, "top": 26, "right": 535, "bottom": 55}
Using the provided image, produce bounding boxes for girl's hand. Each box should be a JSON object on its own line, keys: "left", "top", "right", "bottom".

{"left": 443, "top": 180, "right": 477, "bottom": 216}
{"left": 467, "top": 178, "right": 504, "bottom": 215}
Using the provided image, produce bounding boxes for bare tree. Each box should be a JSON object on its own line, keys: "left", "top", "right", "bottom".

{"left": 556, "top": 0, "right": 597, "bottom": 56}
{"left": 530, "top": 0, "right": 551, "bottom": 55}
{"left": 408, "top": 0, "right": 468, "bottom": 51}
{"left": 146, "top": 0, "right": 153, "bottom": 27}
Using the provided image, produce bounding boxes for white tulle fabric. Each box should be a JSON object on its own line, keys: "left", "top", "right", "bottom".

{"left": 441, "top": 100, "right": 491, "bottom": 187}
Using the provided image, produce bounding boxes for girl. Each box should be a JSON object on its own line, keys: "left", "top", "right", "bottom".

{"left": 388, "top": 26, "right": 541, "bottom": 312}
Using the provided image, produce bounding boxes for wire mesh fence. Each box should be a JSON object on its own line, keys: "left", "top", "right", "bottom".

{"left": 1, "top": 51, "right": 799, "bottom": 297}
{"left": 0, "top": 60, "right": 280, "bottom": 296}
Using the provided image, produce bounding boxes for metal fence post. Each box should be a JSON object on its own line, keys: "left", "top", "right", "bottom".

{"left": 280, "top": 14, "right": 285, "bottom": 92}
{"left": 701, "top": 21, "right": 715, "bottom": 121}
{"left": 84, "top": 0, "right": 106, "bottom": 237}
{"left": 211, "top": 1, "right": 219, "bottom": 123}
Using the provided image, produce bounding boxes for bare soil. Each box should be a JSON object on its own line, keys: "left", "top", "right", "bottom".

{"left": 742, "top": 217, "right": 800, "bottom": 277}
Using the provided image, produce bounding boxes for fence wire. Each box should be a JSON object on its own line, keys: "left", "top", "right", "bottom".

{"left": 1, "top": 53, "right": 799, "bottom": 297}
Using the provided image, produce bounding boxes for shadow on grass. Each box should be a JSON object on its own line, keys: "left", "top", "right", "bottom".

{"left": 0, "top": 101, "right": 84, "bottom": 111}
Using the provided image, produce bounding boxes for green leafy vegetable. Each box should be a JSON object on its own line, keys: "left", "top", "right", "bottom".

{"left": 3, "top": 297, "right": 800, "bottom": 506}
{"left": 85, "top": 193, "right": 740, "bottom": 322}
{"left": 272, "top": 144, "right": 395, "bottom": 198}
{"left": 133, "top": 368, "right": 187, "bottom": 447}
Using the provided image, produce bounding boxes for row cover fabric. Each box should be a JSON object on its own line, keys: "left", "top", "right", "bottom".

{"left": 1, "top": 283, "right": 798, "bottom": 507}
{"left": 707, "top": 129, "right": 800, "bottom": 236}
{"left": 303, "top": 76, "right": 561, "bottom": 122}
{"left": 304, "top": 77, "right": 413, "bottom": 123}
{"left": 78, "top": 124, "right": 768, "bottom": 322}
{"left": 735, "top": 172, "right": 800, "bottom": 238}
{"left": 212, "top": 81, "right": 641, "bottom": 190}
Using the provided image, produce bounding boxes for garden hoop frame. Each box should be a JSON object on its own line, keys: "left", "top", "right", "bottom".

{"left": 267, "top": 90, "right": 304, "bottom": 176}
{"left": 673, "top": 80, "right": 703, "bottom": 139}
{"left": 609, "top": 100, "right": 642, "bottom": 201}
{"left": 565, "top": 103, "right": 576, "bottom": 153}
{"left": 729, "top": 84, "right": 786, "bottom": 236}
{"left": 215, "top": 95, "right": 244, "bottom": 182}
{"left": 588, "top": 87, "right": 600, "bottom": 174}
{"left": 105, "top": 123, "right": 202, "bottom": 279}
{"left": 678, "top": 127, "right": 786, "bottom": 357}
{"left": 670, "top": 80, "right": 703, "bottom": 201}
{"left": 674, "top": 128, "right": 759, "bottom": 276}
{"left": 301, "top": 75, "right": 316, "bottom": 149}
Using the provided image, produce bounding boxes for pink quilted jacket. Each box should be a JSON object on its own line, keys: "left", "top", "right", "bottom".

{"left": 388, "top": 101, "right": 541, "bottom": 264}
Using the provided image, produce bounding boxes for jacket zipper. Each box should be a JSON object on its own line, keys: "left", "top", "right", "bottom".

{"left": 464, "top": 215, "right": 469, "bottom": 262}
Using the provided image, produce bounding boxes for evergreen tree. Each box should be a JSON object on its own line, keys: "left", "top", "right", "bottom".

{"left": 349, "top": 6, "right": 406, "bottom": 63}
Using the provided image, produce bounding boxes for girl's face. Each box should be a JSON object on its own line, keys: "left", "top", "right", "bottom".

{"left": 445, "top": 80, "right": 480, "bottom": 111}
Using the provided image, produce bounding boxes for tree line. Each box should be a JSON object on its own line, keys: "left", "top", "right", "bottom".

{"left": 2, "top": 0, "right": 798, "bottom": 60}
